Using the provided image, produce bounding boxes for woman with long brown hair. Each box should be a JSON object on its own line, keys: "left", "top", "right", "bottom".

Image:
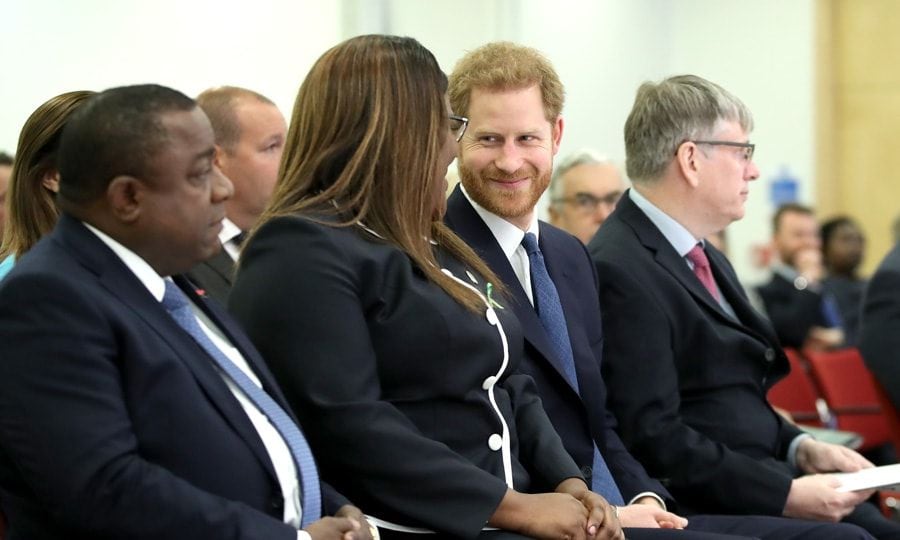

{"left": 230, "top": 35, "right": 621, "bottom": 540}
{"left": 0, "top": 90, "right": 95, "bottom": 279}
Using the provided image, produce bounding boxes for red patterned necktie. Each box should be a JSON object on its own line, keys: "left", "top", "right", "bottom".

{"left": 686, "top": 244, "right": 720, "bottom": 302}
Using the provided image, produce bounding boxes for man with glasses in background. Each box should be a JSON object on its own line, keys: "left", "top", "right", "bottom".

{"left": 548, "top": 150, "right": 626, "bottom": 244}
{"left": 588, "top": 74, "right": 900, "bottom": 539}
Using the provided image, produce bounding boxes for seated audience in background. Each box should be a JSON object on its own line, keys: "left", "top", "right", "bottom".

{"left": 445, "top": 40, "right": 871, "bottom": 540}
{"left": 0, "top": 91, "right": 94, "bottom": 280}
{"left": 0, "top": 84, "right": 369, "bottom": 540}
{"left": 0, "top": 152, "right": 12, "bottom": 240}
{"left": 756, "top": 204, "right": 845, "bottom": 350}
{"left": 821, "top": 216, "right": 867, "bottom": 346}
{"left": 186, "top": 86, "right": 287, "bottom": 304}
{"left": 589, "top": 74, "right": 899, "bottom": 539}
{"left": 860, "top": 240, "right": 900, "bottom": 413}
{"left": 548, "top": 150, "right": 625, "bottom": 244}
{"left": 230, "top": 34, "right": 623, "bottom": 540}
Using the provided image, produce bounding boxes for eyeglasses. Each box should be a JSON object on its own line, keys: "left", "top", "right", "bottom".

{"left": 553, "top": 191, "right": 623, "bottom": 213}
{"left": 691, "top": 140, "right": 755, "bottom": 161}
{"left": 449, "top": 114, "right": 468, "bottom": 142}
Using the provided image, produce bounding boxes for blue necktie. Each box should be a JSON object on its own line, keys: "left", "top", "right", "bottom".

{"left": 162, "top": 280, "right": 322, "bottom": 527}
{"left": 521, "top": 233, "right": 624, "bottom": 504}
{"left": 821, "top": 293, "right": 843, "bottom": 329}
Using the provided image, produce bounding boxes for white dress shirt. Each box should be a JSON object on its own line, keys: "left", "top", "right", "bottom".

{"left": 219, "top": 217, "right": 243, "bottom": 261}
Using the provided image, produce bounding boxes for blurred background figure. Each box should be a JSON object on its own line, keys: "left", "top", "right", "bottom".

{"left": 0, "top": 152, "right": 13, "bottom": 242}
{"left": 821, "top": 216, "right": 867, "bottom": 346}
{"left": 548, "top": 150, "right": 625, "bottom": 244}
{"left": 756, "top": 203, "right": 845, "bottom": 350}
{"left": 0, "top": 91, "right": 95, "bottom": 281}
{"left": 186, "top": 86, "right": 287, "bottom": 304}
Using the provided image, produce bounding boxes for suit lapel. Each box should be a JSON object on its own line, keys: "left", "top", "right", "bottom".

{"left": 618, "top": 196, "right": 776, "bottom": 345}
{"left": 56, "top": 216, "right": 280, "bottom": 482}
{"left": 445, "top": 188, "right": 581, "bottom": 395}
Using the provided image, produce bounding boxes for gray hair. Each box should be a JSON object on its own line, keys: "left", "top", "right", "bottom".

{"left": 550, "top": 149, "right": 616, "bottom": 203}
{"left": 624, "top": 74, "right": 753, "bottom": 183}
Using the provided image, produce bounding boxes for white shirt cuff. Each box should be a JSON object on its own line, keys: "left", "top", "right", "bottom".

{"left": 298, "top": 530, "right": 312, "bottom": 540}
{"left": 628, "top": 491, "right": 666, "bottom": 510}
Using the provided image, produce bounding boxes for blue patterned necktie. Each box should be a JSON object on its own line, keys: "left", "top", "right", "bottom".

{"left": 162, "top": 280, "right": 322, "bottom": 527}
{"left": 521, "top": 233, "right": 624, "bottom": 504}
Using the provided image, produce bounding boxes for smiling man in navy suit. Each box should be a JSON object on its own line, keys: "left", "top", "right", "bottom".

{"left": 0, "top": 84, "right": 369, "bottom": 540}
{"left": 444, "top": 41, "right": 873, "bottom": 540}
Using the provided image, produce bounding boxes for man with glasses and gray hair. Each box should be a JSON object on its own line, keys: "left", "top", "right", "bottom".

{"left": 589, "top": 74, "right": 900, "bottom": 539}
{"left": 548, "top": 150, "right": 626, "bottom": 244}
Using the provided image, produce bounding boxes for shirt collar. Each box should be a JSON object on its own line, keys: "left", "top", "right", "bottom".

{"left": 461, "top": 184, "right": 539, "bottom": 257}
{"left": 218, "top": 217, "right": 242, "bottom": 245}
{"left": 83, "top": 222, "right": 167, "bottom": 302}
{"left": 629, "top": 188, "right": 700, "bottom": 257}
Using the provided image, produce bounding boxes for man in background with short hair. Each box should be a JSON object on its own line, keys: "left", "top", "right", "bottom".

{"left": 756, "top": 203, "right": 844, "bottom": 350}
{"left": 187, "top": 86, "right": 286, "bottom": 304}
{"left": 548, "top": 150, "right": 625, "bottom": 244}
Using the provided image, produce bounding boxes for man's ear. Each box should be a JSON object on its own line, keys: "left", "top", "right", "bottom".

{"left": 675, "top": 141, "right": 702, "bottom": 188}
{"left": 107, "top": 175, "right": 143, "bottom": 223}
{"left": 212, "top": 144, "right": 226, "bottom": 169}
{"left": 551, "top": 115, "right": 564, "bottom": 156}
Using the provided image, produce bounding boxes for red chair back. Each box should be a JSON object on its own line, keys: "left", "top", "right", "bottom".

{"left": 767, "top": 348, "right": 827, "bottom": 426}
{"left": 804, "top": 347, "right": 890, "bottom": 451}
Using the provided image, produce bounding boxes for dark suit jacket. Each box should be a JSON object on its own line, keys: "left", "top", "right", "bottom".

{"left": 587, "top": 193, "right": 803, "bottom": 516}
{"left": 756, "top": 272, "right": 831, "bottom": 349}
{"left": 860, "top": 242, "right": 900, "bottom": 410}
{"left": 229, "top": 212, "right": 581, "bottom": 539}
{"left": 0, "top": 214, "right": 331, "bottom": 539}
{"left": 186, "top": 247, "right": 235, "bottom": 305}
{"left": 444, "top": 186, "right": 672, "bottom": 506}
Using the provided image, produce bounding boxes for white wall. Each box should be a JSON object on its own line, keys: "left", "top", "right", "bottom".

{"left": 1, "top": 0, "right": 815, "bottom": 281}
{"left": 1, "top": 0, "right": 343, "bottom": 151}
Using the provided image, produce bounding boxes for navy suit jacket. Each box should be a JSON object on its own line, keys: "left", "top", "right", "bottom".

{"left": 0, "top": 214, "right": 337, "bottom": 539}
{"left": 444, "top": 186, "right": 672, "bottom": 506}
{"left": 588, "top": 193, "right": 803, "bottom": 516}
{"left": 860, "top": 242, "right": 900, "bottom": 411}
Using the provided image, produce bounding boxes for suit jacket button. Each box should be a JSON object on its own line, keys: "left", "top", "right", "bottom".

{"left": 764, "top": 348, "right": 776, "bottom": 362}
{"left": 488, "top": 433, "right": 503, "bottom": 451}
{"left": 580, "top": 465, "right": 593, "bottom": 479}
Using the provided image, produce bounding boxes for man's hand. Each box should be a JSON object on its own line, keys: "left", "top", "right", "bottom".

{"left": 796, "top": 438, "right": 873, "bottom": 475}
{"left": 335, "top": 505, "right": 375, "bottom": 540}
{"left": 617, "top": 504, "right": 688, "bottom": 529}
{"left": 305, "top": 516, "right": 362, "bottom": 540}
{"left": 784, "top": 475, "right": 873, "bottom": 522}
{"left": 804, "top": 327, "right": 845, "bottom": 351}
{"left": 794, "top": 248, "right": 825, "bottom": 284}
